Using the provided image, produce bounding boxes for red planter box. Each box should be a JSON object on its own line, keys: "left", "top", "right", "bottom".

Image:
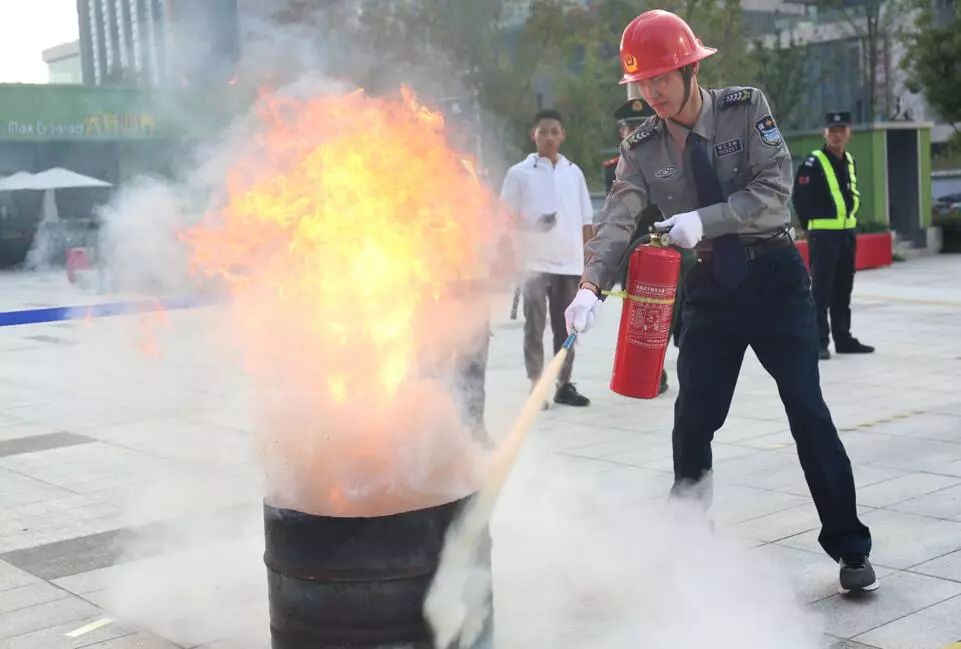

{"left": 794, "top": 232, "right": 892, "bottom": 271}
{"left": 855, "top": 232, "right": 894, "bottom": 269}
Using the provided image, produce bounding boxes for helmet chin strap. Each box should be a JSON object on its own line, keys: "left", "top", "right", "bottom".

{"left": 670, "top": 64, "right": 696, "bottom": 120}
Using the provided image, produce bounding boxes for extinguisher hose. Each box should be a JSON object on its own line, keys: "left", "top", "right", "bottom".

{"left": 605, "top": 203, "right": 667, "bottom": 299}
{"left": 427, "top": 333, "right": 576, "bottom": 646}
{"left": 608, "top": 233, "right": 652, "bottom": 298}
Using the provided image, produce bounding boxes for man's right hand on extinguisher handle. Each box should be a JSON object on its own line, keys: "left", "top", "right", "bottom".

{"left": 565, "top": 287, "right": 602, "bottom": 334}
{"left": 653, "top": 210, "right": 703, "bottom": 249}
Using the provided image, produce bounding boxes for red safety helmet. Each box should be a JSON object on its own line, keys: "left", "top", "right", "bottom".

{"left": 619, "top": 10, "right": 717, "bottom": 84}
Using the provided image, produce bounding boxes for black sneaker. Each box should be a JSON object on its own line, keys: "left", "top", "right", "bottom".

{"left": 818, "top": 346, "right": 831, "bottom": 361}
{"left": 554, "top": 383, "right": 590, "bottom": 407}
{"left": 835, "top": 338, "right": 875, "bottom": 354}
{"left": 839, "top": 556, "right": 880, "bottom": 595}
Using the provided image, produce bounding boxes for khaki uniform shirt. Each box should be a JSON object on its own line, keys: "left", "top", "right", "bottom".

{"left": 583, "top": 86, "right": 793, "bottom": 290}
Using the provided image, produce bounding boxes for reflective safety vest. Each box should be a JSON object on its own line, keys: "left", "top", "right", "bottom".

{"left": 807, "top": 149, "right": 860, "bottom": 230}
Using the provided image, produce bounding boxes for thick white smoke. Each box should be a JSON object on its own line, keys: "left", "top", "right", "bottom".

{"left": 448, "top": 440, "right": 824, "bottom": 648}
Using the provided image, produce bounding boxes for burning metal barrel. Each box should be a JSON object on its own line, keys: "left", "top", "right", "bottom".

{"left": 264, "top": 496, "right": 493, "bottom": 648}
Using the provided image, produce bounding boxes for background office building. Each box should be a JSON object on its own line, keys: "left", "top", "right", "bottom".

{"left": 42, "top": 41, "right": 83, "bottom": 84}
{"left": 76, "top": 0, "right": 239, "bottom": 86}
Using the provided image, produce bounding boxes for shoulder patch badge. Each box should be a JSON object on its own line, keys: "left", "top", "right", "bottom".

{"left": 755, "top": 114, "right": 783, "bottom": 147}
{"left": 718, "top": 88, "right": 754, "bottom": 109}
{"left": 626, "top": 124, "right": 657, "bottom": 148}
{"left": 714, "top": 139, "right": 743, "bottom": 157}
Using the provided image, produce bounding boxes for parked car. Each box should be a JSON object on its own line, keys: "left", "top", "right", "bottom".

{"left": 934, "top": 192, "right": 961, "bottom": 217}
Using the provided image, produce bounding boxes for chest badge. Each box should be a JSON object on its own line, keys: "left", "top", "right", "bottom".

{"left": 755, "top": 114, "right": 783, "bottom": 147}
{"left": 714, "top": 139, "right": 743, "bottom": 157}
{"left": 654, "top": 166, "right": 677, "bottom": 179}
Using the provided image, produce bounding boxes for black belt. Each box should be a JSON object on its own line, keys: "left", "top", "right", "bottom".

{"left": 697, "top": 232, "right": 793, "bottom": 262}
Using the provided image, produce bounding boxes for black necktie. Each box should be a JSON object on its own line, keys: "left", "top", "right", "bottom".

{"left": 686, "top": 132, "right": 746, "bottom": 289}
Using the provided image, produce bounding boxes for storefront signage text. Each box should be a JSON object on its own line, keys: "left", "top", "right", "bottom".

{"left": 6, "top": 113, "right": 157, "bottom": 138}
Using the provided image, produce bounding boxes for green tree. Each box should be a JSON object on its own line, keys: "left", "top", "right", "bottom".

{"left": 753, "top": 28, "right": 809, "bottom": 129}
{"left": 539, "top": 0, "right": 638, "bottom": 188}
{"left": 268, "top": 0, "right": 754, "bottom": 189}
{"left": 813, "top": 0, "right": 911, "bottom": 122}
{"left": 272, "top": 0, "right": 556, "bottom": 165}
{"left": 901, "top": 0, "right": 961, "bottom": 137}
{"left": 543, "top": 0, "right": 757, "bottom": 189}
{"left": 656, "top": 0, "right": 758, "bottom": 88}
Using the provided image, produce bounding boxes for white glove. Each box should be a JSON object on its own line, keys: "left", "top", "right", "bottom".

{"left": 654, "top": 210, "right": 703, "bottom": 249}
{"left": 565, "top": 288, "right": 602, "bottom": 334}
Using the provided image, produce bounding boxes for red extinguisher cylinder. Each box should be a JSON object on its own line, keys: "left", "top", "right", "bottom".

{"left": 610, "top": 242, "right": 682, "bottom": 399}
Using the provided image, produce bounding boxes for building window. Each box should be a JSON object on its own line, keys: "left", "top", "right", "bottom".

{"left": 115, "top": 0, "right": 128, "bottom": 70}
{"left": 88, "top": 0, "right": 102, "bottom": 84}
{"left": 100, "top": 0, "right": 114, "bottom": 74}
{"left": 130, "top": 0, "right": 142, "bottom": 75}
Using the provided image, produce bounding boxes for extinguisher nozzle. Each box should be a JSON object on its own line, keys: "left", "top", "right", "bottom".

{"left": 562, "top": 332, "right": 576, "bottom": 350}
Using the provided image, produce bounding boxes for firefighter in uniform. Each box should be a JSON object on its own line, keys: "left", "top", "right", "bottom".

{"left": 793, "top": 111, "right": 875, "bottom": 360}
{"left": 564, "top": 10, "right": 877, "bottom": 594}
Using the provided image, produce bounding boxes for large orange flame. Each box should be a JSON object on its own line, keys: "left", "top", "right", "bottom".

{"left": 183, "top": 86, "right": 499, "bottom": 516}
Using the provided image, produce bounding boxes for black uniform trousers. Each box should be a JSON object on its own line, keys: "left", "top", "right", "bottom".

{"left": 672, "top": 244, "right": 871, "bottom": 561}
{"left": 808, "top": 230, "right": 857, "bottom": 349}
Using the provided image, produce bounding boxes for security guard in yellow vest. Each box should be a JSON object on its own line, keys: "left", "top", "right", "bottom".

{"left": 793, "top": 111, "right": 875, "bottom": 360}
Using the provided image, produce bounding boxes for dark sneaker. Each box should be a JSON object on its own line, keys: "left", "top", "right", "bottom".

{"left": 658, "top": 370, "right": 669, "bottom": 395}
{"left": 554, "top": 383, "right": 590, "bottom": 407}
{"left": 818, "top": 346, "right": 831, "bottom": 361}
{"left": 835, "top": 338, "right": 875, "bottom": 354}
{"left": 839, "top": 556, "right": 880, "bottom": 595}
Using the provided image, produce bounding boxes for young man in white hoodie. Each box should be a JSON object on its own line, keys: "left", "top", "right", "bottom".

{"left": 500, "top": 109, "right": 594, "bottom": 407}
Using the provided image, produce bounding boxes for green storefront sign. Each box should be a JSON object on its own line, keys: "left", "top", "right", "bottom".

{"left": 6, "top": 113, "right": 156, "bottom": 139}
{"left": 0, "top": 83, "right": 238, "bottom": 142}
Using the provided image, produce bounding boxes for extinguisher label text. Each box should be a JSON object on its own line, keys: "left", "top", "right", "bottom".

{"left": 625, "top": 281, "right": 676, "bottom": 349}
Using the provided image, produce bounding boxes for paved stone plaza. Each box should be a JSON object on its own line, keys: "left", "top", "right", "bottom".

{"left": 2, "top": 255, "right": 961, "bottom": 648}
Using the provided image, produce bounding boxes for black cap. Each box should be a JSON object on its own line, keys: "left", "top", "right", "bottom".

{"left": 613, "top": 98, "right": 654, "bottom": 123}
{"left": 825, "top": 111, "right": 852, "bottom": 127}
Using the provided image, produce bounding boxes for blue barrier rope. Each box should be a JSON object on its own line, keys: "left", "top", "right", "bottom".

{"left": 0, "top": 296, "right": 209, "bottom": 327}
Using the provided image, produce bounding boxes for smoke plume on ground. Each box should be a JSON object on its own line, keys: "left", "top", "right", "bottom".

{"left": 432, "top": 438, "right": 824, "bottom": 648}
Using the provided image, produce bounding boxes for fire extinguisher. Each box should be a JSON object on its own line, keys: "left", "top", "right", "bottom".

{"left": 609, "top": 233, "right": 681, "bottom": 399}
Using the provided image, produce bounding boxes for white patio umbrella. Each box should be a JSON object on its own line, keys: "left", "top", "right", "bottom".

{"left": 30, "top": 168, "right": 112, "bottom": 190}
{"left": 33, "top": 170, "right": 111, "bottom": 223}
{"left": 0, "top": 168, "right": 113, "bottom": 222}
{"left": 0, "top": 171, "right": 39, "bottom": 191}
{"left": 0, "top": 168, "right": 113, "bottom": 269}
{"left": 0, "top": 168, "right": 112, "bottom": 192}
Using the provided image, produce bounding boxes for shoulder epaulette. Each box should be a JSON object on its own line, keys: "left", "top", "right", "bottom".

{"left": 626, "top": 123, "right": 658, "bottom": 148}
{"left": 718, "top": 88, "right": 755, "bottom": 109}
